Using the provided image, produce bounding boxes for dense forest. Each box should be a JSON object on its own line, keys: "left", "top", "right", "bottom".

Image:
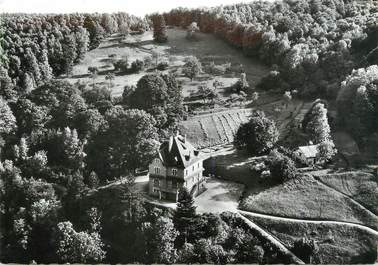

{"left": 0, "top": 0, "right": 377, "bottom": 263}
{"left": 0, "top": 11, "right": 279, "bottom": 263}
{"left": 163, "top": 0, "right": 378, "bottom": 151}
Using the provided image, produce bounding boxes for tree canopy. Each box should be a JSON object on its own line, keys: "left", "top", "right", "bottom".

{"left": 234, "top": 111, "right": 279, "bottom": 155}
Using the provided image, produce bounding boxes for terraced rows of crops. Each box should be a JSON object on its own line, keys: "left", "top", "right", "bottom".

{"left": 179, "top": 108, "right": 251, "bottom": 149}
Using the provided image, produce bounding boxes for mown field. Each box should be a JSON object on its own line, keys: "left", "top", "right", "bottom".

{"left": 246, "top": 214, "right": 378, "bottom": 264}
{"left": 179, "top": 108, "right": 251, "bottom": 148}
{"left": 240, "top": 174, "right": 378, "bottom": 229}
{"left": 315, "top": 171, "right": 378, "bottom": 215}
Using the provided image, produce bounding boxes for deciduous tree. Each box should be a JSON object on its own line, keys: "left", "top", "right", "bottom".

{"left": 183, "top": 57, "right": 202, "bottom": 81}
{"left": 86, "top": 107, "right": 159, "bottom": 180}
{"left": 56, "top": 221, "right": 106, "bottom": 263}
{"left": 234, "top": 111, "right": 279, "bottom": 155}
{"left": 152, "top": 217, "right": 178, "bottom": 264}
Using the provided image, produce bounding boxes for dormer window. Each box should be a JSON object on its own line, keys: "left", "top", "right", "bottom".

{"left": 172, "top": 168, "right": 177, "bottom": 176}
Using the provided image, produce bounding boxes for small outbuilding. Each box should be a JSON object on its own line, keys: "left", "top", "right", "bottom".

{"left": 295, "top": 145, "right": 319, "bottom": 165}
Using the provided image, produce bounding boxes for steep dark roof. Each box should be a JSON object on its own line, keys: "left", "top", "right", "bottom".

{"left": 158, "top": 134, "right": 202, "bottom": 168}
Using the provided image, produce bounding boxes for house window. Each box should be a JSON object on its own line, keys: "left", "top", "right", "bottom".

{"left": 153, "top": 188, "right": 159, "bottom": 193}
{"left": 172, "top": 168, "right": 177, "bottom": 176}
{"left": 155, "top": 167, "right": 160, "bottom": 174}
{"left": 167, "top": 180, "right": 172, "bottom": 189}
{"left": 185, "top": 169, "right": 188, "bottom": 176}
{"left": 154, "top": 158, "right": 160, "bottom": 164}
{"left": 192, "top": 165, "right": 194, "bottom": 171}
{"left": 154, "top": 179, "right": 160, "bottom": 187}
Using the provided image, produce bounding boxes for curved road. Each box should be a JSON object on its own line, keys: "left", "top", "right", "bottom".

{"left": 238, "top": 210, "right": 378, "bottom": 237}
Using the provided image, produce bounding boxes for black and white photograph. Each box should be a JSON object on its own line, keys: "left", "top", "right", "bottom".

{"left": 0, "top": 0, "right": 377, "bottom": 263}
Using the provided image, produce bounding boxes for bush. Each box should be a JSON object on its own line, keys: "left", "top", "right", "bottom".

{"left": 292, "top": 237, "right": 319, "bottom": 263}
{"left": 130, "top": 59, "right": 144, "bottom": 73}
{"left": 157, "top": 61, "right": 169, "bottom": 71}
{"left": 268, "top": 149, "right": 298, "bottom": 182}
{"left": 204, "top": 62, "right": 228, "bottom": 75}
{"left": 113, "top": 58, "right": 129, "bottom": 73}
{"left": 143, "top": 56, "right": 153, "bottom": 68}
{"left": 257, "top": 70, "right": 289, "bottom": 92}
{"left": 231, "top": 73, "right": 250, "bottom": 93}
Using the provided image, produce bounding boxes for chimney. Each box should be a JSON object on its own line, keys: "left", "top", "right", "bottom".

{"left": 184, "top": 134, "right": 187, "bottom": 142}
{"left": 169, "top": 136, "right": 174, "bottom": 151}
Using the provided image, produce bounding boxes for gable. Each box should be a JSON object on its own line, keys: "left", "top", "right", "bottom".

{"left": 158, "top": 134, "right": 202, "bottom": 168}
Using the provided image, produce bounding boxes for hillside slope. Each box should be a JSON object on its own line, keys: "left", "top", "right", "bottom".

{"left": 179, "top": 108, "right": 251, "bottom": 148}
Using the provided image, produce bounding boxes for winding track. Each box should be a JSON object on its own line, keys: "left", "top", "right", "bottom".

{"left": 238, "top": 210, "right": 378, "bottom": 237}
{"left": 237, "top": 213, "right": 305, "bottom": 264}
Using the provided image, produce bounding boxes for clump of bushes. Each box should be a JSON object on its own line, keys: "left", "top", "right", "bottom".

{"left": 113, "top": 57, "right": 145, "bottom": 74}
{"left": 231, "top": 73, "right": 250, "bottom": 93}
{"left": 257, "top": 70, "right": 290, "bottom": 92}
{"left": 291, "top": 237, "right": 319, "bottom": 263}
{"left": 113, "top": 58, "right": 129, "bottom": 72}
{"left": 157, "top": 61, "right": 169, "bottom": 71}
{"left": 267, "top": 149, "right": 298, "bottom": 183}
{"left": 204, "top": 62, "right": 231, "bottom": 75}
{"left": 130, "top": 59, "right": 144, "bottom": 73}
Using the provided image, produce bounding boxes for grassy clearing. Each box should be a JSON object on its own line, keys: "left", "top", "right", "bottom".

{"left": 240, "top": 174, "right": 378, "bottom": 229}
{"left": 315, "top": 171, "right": 378, "bottom": 215}
{"left": 64, "top": 28, "right": 269, "bottom": 100}
{"left": 65, "top": 32, "right": 156, "bottom": 96}
{"left": 247, "top": 214, "right": 378, "bottom": 264}
{"left": 166, "top": 28, "right": 269, "bottom": 89}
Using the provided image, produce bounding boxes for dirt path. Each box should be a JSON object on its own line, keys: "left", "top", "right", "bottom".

{"left": 278, "top": 100, "right": 304, "bottom": 140}
{"left": 238, "top": 213, "right": 305, "bottom": 264}
{"left": 238, "top": 210, "right": 378, "bottom": 237}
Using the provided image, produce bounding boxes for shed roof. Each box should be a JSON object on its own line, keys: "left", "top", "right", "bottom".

{"left": 297, "top": 145, "right": 319, "bottom": 159}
